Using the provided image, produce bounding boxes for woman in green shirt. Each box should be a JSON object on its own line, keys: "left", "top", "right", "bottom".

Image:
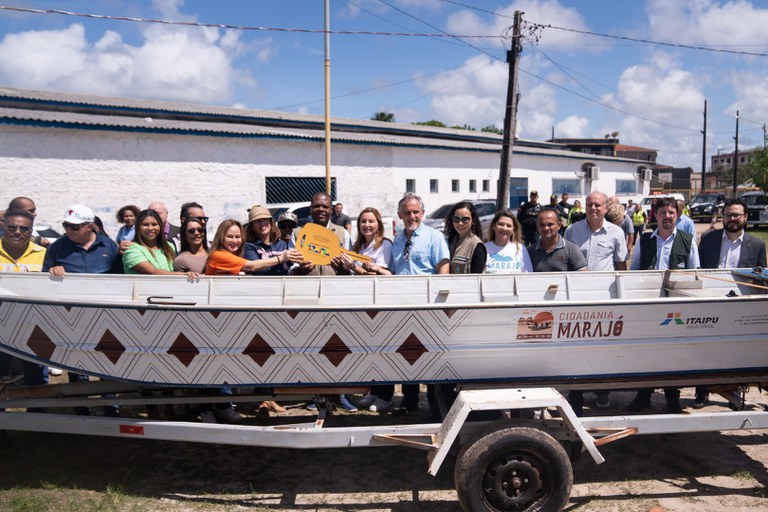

{"left": 122, "top": 209, "right": 197, "bottom": 279}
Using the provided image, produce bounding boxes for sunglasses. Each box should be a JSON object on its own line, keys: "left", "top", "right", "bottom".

{"left": 5, "top": 224, "right": 32, "bottom": 234}
{"left": 189, "top": 216, "right": 209, "bottom": 224}
{"left": 278, "top": 222, "right": 296, "bottom": 229}
{"left": 62, "top": 222, "right": 88, "bottom": 231}
{"left": 186, "top": 227, "right": 206, "bottom": 234}
{"left": 452, "top": 215, "right": 472, "bottom": 224}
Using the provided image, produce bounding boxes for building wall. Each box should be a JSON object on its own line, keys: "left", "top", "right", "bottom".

{"left": 0, "top": 125, "right": 649, "bottom": 235}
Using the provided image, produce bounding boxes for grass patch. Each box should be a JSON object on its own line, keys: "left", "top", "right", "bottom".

{"left": 754, "top": 486, "right": 768, "bottom": 498}
{"left": 747, "top": 227, "right": 768, "bottom": 243}
{"left": 731, "top": 470, "right": 755, "bottom": 481}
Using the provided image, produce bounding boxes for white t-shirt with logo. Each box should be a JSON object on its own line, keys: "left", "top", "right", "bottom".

{"left": 484, "top": 241, "right": 533, "bottom": 273}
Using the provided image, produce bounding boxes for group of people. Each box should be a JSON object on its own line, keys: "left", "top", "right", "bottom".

{"left": 1, "top": 189, "right": 766, "bottom": 421}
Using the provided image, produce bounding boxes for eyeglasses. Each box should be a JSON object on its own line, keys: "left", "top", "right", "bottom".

{"left": 62, "top": 222, "right": 87, "bottom": 231}
{"left": 404, "top": 239, "right": 412, "bottom": 261}
{"left": 5, "top": 224, "right": 31, "bottom": 234}
{"left": 186, "top": 227, "right": 206, "bottom": 234}
{"left": 452, "top": 215, "right": 471, "bottom": 224}
{"left": 724, "top": 213, "right": 745, "bottom": 219}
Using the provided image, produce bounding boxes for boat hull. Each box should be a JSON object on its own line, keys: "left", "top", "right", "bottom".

{"left": 0, "top": 270, "right": 766, "bottom": 388}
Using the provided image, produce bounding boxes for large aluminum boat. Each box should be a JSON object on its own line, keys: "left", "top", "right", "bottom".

{"left": 0, "top": 269, "right": 766, "bottom": 389}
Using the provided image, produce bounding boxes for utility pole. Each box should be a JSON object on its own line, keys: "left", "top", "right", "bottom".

{"left": 732, "top": 110, "right": 739, "bottom": 196}
{"left": 497, "top": 10, "right": 523, "bottom": 212}
{"left": 700, "top": 100, "right": 707, "bottom": 193}
{"left": 323, "top": 0, "right": 332, "bottom": 195}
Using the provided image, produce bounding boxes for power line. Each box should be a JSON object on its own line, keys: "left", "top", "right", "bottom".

{"left": 530, "top": 22, "right": 768, "bottom": 58}
{"left": 373, "top": 0, "right": 506, "bottom": 61}
{"left": 0, "top": 5, "right": 500, "bottom": 39}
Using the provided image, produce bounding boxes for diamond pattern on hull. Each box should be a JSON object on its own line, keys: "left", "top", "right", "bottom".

{"left": 27, "top": 325, "right": 56, "bottom": 360}
{"left": 397, "top": 333, "right": 427, "bottom": 365}
{"left": 243, "top": 334, "right": 275, "bottom": 366}
{"left": 320, "top": 334, "right": 351, "bottom": 367}
{"left": 95, "top": 329, "right": 126, "bottom": 365}
{"left": 167, "top": 333, "right": 199, "bottom": 367}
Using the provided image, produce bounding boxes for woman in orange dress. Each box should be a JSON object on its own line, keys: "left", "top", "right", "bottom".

{"left": 205, "top": 219, "right": 301, "bottom": 275}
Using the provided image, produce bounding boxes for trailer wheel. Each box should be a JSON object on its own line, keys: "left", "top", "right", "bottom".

{"left": 454, "top": 421, "right": 572, "bottom": 512}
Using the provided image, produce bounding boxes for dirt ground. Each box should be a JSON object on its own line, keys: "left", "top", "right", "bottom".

{"left": 0, "top": 385, "right": 766, "bottom": 512}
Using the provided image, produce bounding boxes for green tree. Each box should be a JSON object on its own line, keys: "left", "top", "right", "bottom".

{"left": 371, "top": 112, "right": 395, "bottom": 122}
{"left": 481, "top": 125, "right": 504, "bottom": 134}
{"left": 413, "top": 119, "right": 447, "bottom": 127}
{"left": 451, "top": 124, "right": 476, "bottom": 131}
{"left": 750, "top": 145, "right": 768, "bottom": 191}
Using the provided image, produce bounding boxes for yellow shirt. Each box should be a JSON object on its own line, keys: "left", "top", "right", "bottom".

{"left": 0, "top": 241, "right": 46, "bottom": 272}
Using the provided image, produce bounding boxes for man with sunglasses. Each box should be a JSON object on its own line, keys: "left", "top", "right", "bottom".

{"left": 169, "top": 201, "right": 208, "bottom": 253}
{"left": 43, "top": 204, "right": 121, "bottom": 277}
{"left": 42, "top": 204, "right": 121, "bottom": 416}
{"left": 0, "top": 208, "right": 49, "bottom": 403}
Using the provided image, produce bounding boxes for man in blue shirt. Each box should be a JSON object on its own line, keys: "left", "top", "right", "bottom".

{"left": 392, "top": 193, "right": 449, "bottom": 415}
{"left": 42, "top": 204, "right": 121, "bottom": 416}
{"left": 392, "top": 193, "right": 449, "bottom": 276}
{"left": 43, "top": 204, "right": 121, "bottom": 276}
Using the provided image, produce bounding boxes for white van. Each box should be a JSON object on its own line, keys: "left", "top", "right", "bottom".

{"left": 639, "top": 193, "right": 686, "bottom": 217}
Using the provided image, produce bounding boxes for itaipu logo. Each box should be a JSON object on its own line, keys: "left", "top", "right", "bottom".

{"left": 660, "top": 312, "right": 685, "bottom": 326}
{"left": 660, "top": 311, "right": 719, "bottom": 328}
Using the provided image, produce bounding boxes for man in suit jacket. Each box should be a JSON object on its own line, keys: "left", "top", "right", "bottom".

{"left": 699, "top": 198, "right": 766, "bottom": 269}
{"left": 695, "top": 197, "right": 766, "bottom": 408}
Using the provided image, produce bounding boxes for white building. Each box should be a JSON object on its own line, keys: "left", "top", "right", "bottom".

{"left": 0, "top": 87, "right": 651, "bottom": 234}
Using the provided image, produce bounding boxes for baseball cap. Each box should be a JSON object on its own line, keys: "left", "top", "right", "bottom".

{"left": 278, "top": 212, "right": 298, "bottom": 227}
{"left": 63, "top": 204, "right": 95, "bottom": 224}
{"left": 530, "top": 190, "right": 538, "bottom": 196}
{"left": 550, "top": 194, "right": 558, "bottom": 201}
{"left": 247, "top": 205, "right": 272, "bottom": 223}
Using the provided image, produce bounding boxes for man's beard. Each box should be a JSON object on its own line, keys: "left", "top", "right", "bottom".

{"left": 725, "top": 221, "right": 744, "bottom": 233}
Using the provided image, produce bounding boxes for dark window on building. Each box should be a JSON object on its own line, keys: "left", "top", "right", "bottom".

{"left": 430, "top": 179, "right": 439, "bottom": 193}
{"left": 452, "top": 179, "right": 460, "bottom": 193}
{"left": 266, "top": 177, "right": 336, "bottom": 204}
{"left": 469, "top": 180, "right": 476, "bottom": 193}
{"left": 405, "top": 179, "right": 415, "bottom": 193}
{"left": 482, "top": 179, "right": 490, "bottom": 193}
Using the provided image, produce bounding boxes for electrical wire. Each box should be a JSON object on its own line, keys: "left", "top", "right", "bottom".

{"left": 0, "top": 5, "right": 500, "bottom": 39}
{"left": 530, "top": 22, "right": 768, "bottom": 58}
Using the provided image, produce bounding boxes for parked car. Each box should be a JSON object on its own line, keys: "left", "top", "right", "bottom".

{"left": 267, "top": 202, "right": 312, "bottom": 227}
{"left": 689, "top": 192, "right": 725, "bottom": 222}
{"left": 423, "top": 199, "right": 498, "bottom": 236}
{"left": 741, "top": 191, "right": 768, "bottom": 228}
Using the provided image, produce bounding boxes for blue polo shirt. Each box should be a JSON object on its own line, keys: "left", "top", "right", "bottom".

{"left": 43, "top": 233, "right": 122, "bottom": 274}
{"left": 392, "top": 223, "right": 449, "bottom": 275}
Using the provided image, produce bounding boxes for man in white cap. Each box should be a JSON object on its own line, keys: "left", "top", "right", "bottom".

{"left": 42, "top": 204, "right": 122, "bottom": 416}
{"left": 43, "top": 205, "right": 121, "bottom": 276}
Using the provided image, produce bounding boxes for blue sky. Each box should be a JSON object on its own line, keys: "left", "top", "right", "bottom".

{"left": 1, "top": 0, "right": 768, "bottom": 168}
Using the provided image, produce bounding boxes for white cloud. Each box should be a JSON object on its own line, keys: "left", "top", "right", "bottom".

{"left": 609, "top": 52, "right": 706, "bottom": 166}
{"left": 555, "top": 115, "right": 590, "bottom": 138}
{"left": 0, "top": 2, "right": 269, "bottom": 104}
{"left": 415, "top": 55, "right": 507, "bottom": 128}
{"left": 647, "top": 0, "right": 768, "bottom": 47}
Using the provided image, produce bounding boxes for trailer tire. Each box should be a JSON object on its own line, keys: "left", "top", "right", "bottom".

{"left": 454, "top": 420, "right": 572, "bottom": 512}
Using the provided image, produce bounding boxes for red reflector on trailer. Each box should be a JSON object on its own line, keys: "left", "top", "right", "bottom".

{"left": 120, "top": 425, "right": 145, "bottom": 435}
